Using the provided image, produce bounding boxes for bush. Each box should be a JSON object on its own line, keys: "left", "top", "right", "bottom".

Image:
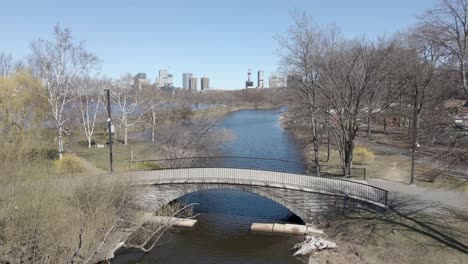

{"left": 29, "top": 148, "right": 60, "bottom": 160}
{"left": 353, "top": 146, "right": 375, "bottom": 165}
{"left": 54, "top": 154, "right": 86, "bottom": 174}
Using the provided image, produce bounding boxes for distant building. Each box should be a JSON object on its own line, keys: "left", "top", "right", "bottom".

{"left": 245, "top": 68, "right": 254, "bottom": 88}
{"left": 158, "top": 70, "right": 173, "bottom": 88}
{"left": 201, "top": 77, "right": 210, "bottom": 91}
{"left": 189, "top": 77, "right": 198, "bottom": 92}
{"left": 269, "top": 75, "right": 285, "bottom": 88}
{"left": 158, "top": 70, "right": 167, "bottom": 87}
{"left": 257, "top": 70, "right": 264, "bottom": 88}
{"left": 167, "top": 74, "right": 174, "bottom": 87}
{"left": 133, "top": 73, "right": 150, "bottom": 91}
{"left": 182, "top": 73, "right": 193, "bottom": 89}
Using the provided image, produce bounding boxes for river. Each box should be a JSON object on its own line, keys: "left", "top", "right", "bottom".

{"left": 114, "top": 108, "right": 307, "bottom": 264}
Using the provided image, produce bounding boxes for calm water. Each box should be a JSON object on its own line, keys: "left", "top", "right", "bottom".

{"left": 114, "top": 109, "right": 306, "bottom": 264}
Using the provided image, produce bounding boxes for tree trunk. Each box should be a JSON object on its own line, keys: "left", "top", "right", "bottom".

{"left": 58, "top": 126, "right": 64, "bottom": 159}
{"left": 410, "top": 103, "right": 420, "bottom": 185}
{"left": 383, "top": 118, "right": 387, "bottom": 135}
{"left": 461, "top": 62, "right": 468, "bottom": 98}
{"left": 309, "top": 107, "right": 320, "bottom": 176}
{"left": 124, "top": 126, "right": 128, "bottom": 145}
{"left": 87, "top": 136, "right": 92, "bottom": 148}
{"left": 343, "top": 140, "right": 354, "bottom": 176}
{"left": 366, "top": 112, "right": 372, "bottom": 137}
{"left": 151, "top": 127, "right": 155, "bottom": 142}
{"left": 326, "top": 126, "right": 331, "bottom": 162}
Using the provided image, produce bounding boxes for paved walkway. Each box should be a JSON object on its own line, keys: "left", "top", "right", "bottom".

{"left": 367, "top": 178, "right": 467, "bottom": 211}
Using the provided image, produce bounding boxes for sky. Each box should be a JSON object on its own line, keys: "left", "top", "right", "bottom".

{"left": 1, "top": 0, "right": 438, "bottom": 89}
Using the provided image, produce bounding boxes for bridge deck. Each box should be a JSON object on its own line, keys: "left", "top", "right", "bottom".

{"left": 122, "top": 168, "right": 388, "bottom": 206}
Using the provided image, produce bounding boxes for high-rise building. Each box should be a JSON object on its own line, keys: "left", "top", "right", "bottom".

{"left": 269, "top": 75, "right": 285, "bottom": 88}
{"left": 257, "top": 70, "right": 264, "bottom": 88}
{"left": 133, "top": 73, "right": 150, "bottom": 91}
{"left": 167, "top": 74, "right": 174, "bottom": 87}
{"left": 182, "top": 73, "right": 193, "bottom": 89}
{"left": 189, "top": 77, "right": 198, "bottom": 92}
{"left": 201, "top": 77, "right": 210, "bottom": 91}
{"left": 158, "top": 70, "right": 174, "bottom": 88}
{"left": 158, "top": 70, "right": 168, "bottom": 88}
{"left": 245, "top": 68, "right": 254, "bottom": 88}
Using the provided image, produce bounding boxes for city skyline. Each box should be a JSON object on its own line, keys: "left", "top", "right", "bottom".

{"left": 1, "top": 0, "right": 436, "bottom": 89}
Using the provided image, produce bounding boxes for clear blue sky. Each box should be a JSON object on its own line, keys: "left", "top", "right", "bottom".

{"left": 1, "top": 0, "right": 437, "bottom": 89}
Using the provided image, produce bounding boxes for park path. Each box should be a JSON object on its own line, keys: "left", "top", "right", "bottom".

{"left": 363, "top": 139, "right": 468, "bottom": 179}
{"left": 367, "top": 178, "right": 467, "bottom": 211}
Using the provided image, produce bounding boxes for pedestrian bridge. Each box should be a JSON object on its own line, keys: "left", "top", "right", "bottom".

{"left": 122, "top": 157, "right": 388, "bottom": 222}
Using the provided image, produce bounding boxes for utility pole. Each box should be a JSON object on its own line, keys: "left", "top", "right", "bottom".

{"left": 105, "top": 89, "right": 113, "bottom": 173}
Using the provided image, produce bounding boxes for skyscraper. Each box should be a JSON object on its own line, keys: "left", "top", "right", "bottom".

{"left": 257, "top": 70, "right": 264, "bottom": 88}
{"left": 158, "top": 70, "right": 174, "bottom": 88}
{"left": 182, "top": 73, "right": 193, "bottom": 89}
{"left": 167, "top": 74, "right": 174, "bottom": 87}
{"left": 245, "top": 68, "right": 253, "bottom": 88}
{"left": 158, "top": 70, "right": 168, "bottom": 88}
{"left": 201, "top": 77, "right": 210, "bottom": 91}
{"left": 189, "top": 77, "right": 198, "bottom": 92}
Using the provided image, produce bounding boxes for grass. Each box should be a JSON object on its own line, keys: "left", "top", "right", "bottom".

{"left": 66, "top": 140, "right": 156, "bottom": 172}
{"left": 291, "top": 127, "right": 467, "bottom": 190}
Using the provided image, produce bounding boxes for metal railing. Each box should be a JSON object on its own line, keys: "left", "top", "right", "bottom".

{"left": 129, "top": 156, "right": 366, "bottom": 178}
{"left": 126, "top": 156, "right": 386, "bottom": 206}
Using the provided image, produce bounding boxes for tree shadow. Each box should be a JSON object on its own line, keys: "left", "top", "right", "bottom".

{"left": 322, "top": 197, "right": 468, "bottom": 255}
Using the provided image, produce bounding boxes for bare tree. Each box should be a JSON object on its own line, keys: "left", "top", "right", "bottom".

{"left": 111, "top": 74, "right": 145, "bottom": 145}
{"left": 278, "top": 15, "right": 399, "bottom": 175}
{"left": 419, "top": 0, "right": 468, "bottom": 97}
{"left": 77, "top": 77, "right": 106, "bottom": 148}
{"left": 319, "top": 39, "right": 398, "bottom": 174}
{"left": 153, "top": 117, "right": 220, "bottom": 167}
{"left": 0, "top": 51, "right": 13, "bottom": 77}
{"left": 29, "top": 25, "right": 99, "bottom": 158}
{"left": 397, "top": 29, "right": 443, "bottom": 185}
{"left": 277, "top": 13, "right": 323, "bottom": 174}
{"left": 143, "top": 90, "right": 165, "bottom": 142}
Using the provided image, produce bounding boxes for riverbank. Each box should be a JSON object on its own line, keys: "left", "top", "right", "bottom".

{"left": 280, "top": 111, "right": 468, "bottom": 264}
{"left": 280, "top": 111, "right": 467, "bottom": 189}
{"left": 66, "top": 104, "right": 282, "bottom": 172}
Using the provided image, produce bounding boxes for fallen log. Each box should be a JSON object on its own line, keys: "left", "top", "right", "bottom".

{"left": 293, "top": 236, "right": 337, "bottom": 256}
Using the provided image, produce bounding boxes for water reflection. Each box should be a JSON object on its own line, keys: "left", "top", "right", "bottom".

{"left": 113, "top": 109, "right": 306, "bottom": 264}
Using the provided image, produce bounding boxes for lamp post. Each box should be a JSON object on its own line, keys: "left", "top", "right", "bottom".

{"left": 105, "top": 89, "right": 113, "bottom": 173}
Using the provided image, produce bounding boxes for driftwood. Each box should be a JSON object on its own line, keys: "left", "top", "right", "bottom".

{"left": 293, "top": 236, "right": 337, "bottom": 256}
{"left": 122, "top": 203, "right": 198, "bottom": 253}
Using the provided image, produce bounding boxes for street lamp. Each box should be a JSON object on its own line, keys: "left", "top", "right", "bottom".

{"left": 105, "top": 89, "right": 113, "bottom": 173}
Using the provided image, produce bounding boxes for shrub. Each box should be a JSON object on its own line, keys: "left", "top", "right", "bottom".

{"left": 28, "top": 148, "right": 60, "bottom": 160}
{"left": 54, "top": 154, "right": 86, "bottom": 174}
{"left": 353, "top": 146, "right": 375, "bottom": 165}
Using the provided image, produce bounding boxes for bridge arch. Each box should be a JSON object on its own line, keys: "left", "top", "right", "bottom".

{"left": 134, "top": 183, "right": 354, "bottom": 223}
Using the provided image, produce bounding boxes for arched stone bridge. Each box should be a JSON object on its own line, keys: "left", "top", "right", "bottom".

{"left": 120, "top": 157, "right": 388, "bottom": 223}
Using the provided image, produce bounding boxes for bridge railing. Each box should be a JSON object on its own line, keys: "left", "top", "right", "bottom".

{"left": 129, "top": 156, "right": 367, "bottom": 179}
{"left": 126, "top": 157, "right": 387, "bottom": 206}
